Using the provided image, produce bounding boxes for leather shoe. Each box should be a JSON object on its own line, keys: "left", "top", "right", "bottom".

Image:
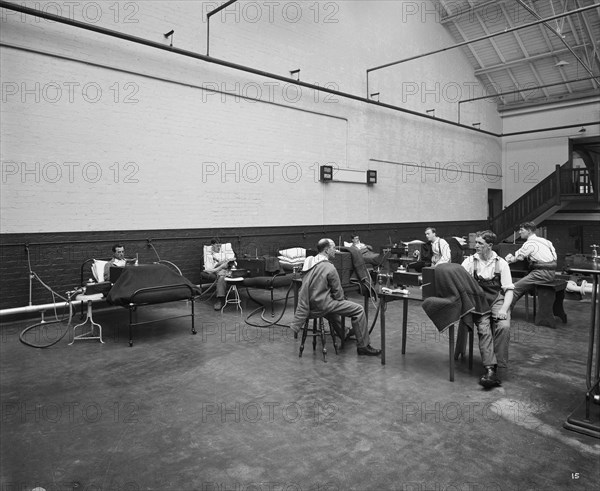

{"left": 357, "top": 345, "right": 382, "bottom": 356}
{"left": 479, "top": 366, "right": 501, "bottom": 388}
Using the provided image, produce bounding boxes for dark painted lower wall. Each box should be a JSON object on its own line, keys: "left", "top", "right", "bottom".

{"left": 2, "top": 219, "right": 597, "bottom": 315}
{"left": 542, "top": 219, "right": 600, "bottom": 266}
{"left": 0, "top": 221, "right": 487, "bottom": 313}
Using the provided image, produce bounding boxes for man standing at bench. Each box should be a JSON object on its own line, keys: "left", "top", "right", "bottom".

{"left": 505, "top": 222, "right": 557, "bottom": 308}
{"left": 290, "top": 238, "right": 381, "bottom": 356}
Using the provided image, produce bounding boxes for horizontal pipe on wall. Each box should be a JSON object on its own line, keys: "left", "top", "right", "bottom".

{"left": 0, "top": 0, "right": 498, "bottom": 137}
{"left": 2, "top": 1, "right": 596, "bottom": 139}
{"left": 0, "top": 298, "right": 104, "bottom": 318}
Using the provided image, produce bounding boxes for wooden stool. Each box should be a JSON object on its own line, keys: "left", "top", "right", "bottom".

{"left": 299, "top": 317, "right": 338, "bottom": 362}
{"left": 525, "top": 280, "right": 568, "bottom": 327}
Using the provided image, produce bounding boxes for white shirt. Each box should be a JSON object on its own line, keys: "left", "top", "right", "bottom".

{"left": 461, "top": 251, "right": 514, "bottom": 292}
{"left": 514, "top": 234, "right": 557, "bottom": 263}
{"left": 431, "top": 238, "right": 451, "bottom": 266}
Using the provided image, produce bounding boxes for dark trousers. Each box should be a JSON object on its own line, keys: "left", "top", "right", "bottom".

{"left": 511, "top": 269, "right": 555, "bottom": 308}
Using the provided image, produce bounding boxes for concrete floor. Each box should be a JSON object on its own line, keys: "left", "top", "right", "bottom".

{"left": 1, "top": 285, "right": 599, "bottom": 491}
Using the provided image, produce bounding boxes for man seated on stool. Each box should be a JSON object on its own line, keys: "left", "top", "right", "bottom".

{"left": 461, "top": 231, "right": 514, "bottom": 388}
{"left": 202, "top": 239, "right": 236, "bottom": 310}
{"left": 103, "top": 243, "right": 137, "bottom": 281}
{"left": 290, "top": 238, "right": 381, "bottom": 357}
{"left": 504, "top": 222, "right": 557, "bottom": 309}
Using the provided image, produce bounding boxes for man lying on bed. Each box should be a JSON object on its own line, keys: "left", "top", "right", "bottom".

{"left": 201, "top": 239, "right": 236, "bottom": 310}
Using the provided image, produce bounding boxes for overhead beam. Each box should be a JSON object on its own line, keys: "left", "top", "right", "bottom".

{"left": 366, "top": 3, "right": 599, "bottom": 74}
{"left": 515, "top": 0, "right": 599, "bottom": 87}
{"left": 440, "top": 0, "right": 509, "bottom": 24}
{"left": 474, "top": 43, "right": 591, "bottom": 75}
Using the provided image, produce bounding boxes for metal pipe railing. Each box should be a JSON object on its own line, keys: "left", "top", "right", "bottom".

{"left": 206, "top": 0, "right": 238, "bottom": 56}
{"left": 0, "top": 0, "right": 499, "bottom": 136}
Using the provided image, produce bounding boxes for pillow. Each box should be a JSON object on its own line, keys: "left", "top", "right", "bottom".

{"left": 278, "top": 247, "right": 306, "bottom": 260}
{"left": 277, "top": 256, "right": 305, "bottom": 265}
{"left": 92, "top": 260, "right": 109, "bottom": 283}
{"left": 203, "top": 243, "right": 235, "bottom": 269}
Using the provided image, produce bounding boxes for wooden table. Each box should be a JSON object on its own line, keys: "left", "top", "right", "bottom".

{"left": 377, "top": 288, "right": 423, "bottom": 364}
{"left": 564, "top": 262, "right": 600, "bottom": 439}
{"left": 378, "top": 287, "right": 471, "bottom": 381}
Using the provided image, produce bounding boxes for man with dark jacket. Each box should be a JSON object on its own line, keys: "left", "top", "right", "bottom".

{"left": 290, "top": 238, "right": 381, "bottom": 356}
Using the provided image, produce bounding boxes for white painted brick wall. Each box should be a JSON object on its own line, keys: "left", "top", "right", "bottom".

{"left": 1, "top": 0, "right": 506, "bottom": 233}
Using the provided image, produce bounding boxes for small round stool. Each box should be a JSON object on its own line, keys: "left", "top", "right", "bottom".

{"left": 69, "top": 293, "right": 105, "bottom": 345}
{"left": 299, "top": 316, "right": 338, "bottom": 362}
{"left": 221, "top": 277, "right": 244, "bottom": 315}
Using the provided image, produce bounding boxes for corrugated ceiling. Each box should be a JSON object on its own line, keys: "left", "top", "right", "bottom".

{"left": 435, "top": 0, "right": 600, "bottom": 110}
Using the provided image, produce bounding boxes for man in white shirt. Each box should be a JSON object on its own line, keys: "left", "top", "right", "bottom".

{"left": 103, "top": 243, "right": 136, "bottom": 281}
{"left": 425, "top": 227, "right": 451, "bottom": 266}
{"left": 505, "top": 222, "right": 557, "bottom": 308}
{"left": 462, "top": 230, "right": 514, "bottom": 388}
{"left": 202, "top": 240, "right": 235, "bottom": 310}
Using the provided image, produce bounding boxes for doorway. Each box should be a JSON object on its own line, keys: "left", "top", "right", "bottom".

{"left": 488, "top": 189, "right": 503, "bottom": 222}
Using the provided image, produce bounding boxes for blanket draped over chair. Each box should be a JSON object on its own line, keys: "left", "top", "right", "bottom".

{"left": 421, "top": 263, "right": 490, "bottom": 333}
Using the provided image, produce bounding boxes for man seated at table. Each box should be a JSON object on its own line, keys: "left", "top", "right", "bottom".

{"left": 290, "top": 238, "right": 381, "bottom": 356}
{"left": 425, "top": 226, "right": 451, "bottom": 266}
{"left": 504, "top": 221, "right": 557, "bottom": 309}
{"left": 103, "top": 243, "right": 137, "bottom": 281}
{"left": 461, "top": 230, "right": 514, "bottom": 388}
{"left": 201, "top": 239, "right": 236, "bottom": 310}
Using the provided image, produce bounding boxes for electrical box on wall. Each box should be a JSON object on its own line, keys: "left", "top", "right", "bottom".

{"left": 320, "top": 165, "right": 333, "bottom": 182}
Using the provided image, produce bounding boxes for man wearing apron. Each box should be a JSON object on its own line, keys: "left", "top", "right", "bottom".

{"left": 462, "top": 231, "right": 515, "bottom": 388}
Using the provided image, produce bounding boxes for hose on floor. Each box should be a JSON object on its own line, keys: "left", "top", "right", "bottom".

{"left": 19, "top": 246, "right": 74, "bottom": 348}
{"left": 243, "top": 281, "right": 295, "bottom": 328}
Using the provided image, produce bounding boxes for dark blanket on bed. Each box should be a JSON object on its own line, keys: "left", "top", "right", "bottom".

{"left": 106, "top": 263, "right": 200, "bottom": 307}
{"left": 421, "top": 263, "right": 490, "bottom": 333}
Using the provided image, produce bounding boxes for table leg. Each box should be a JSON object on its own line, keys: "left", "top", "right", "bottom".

{"left": 401, "top": 297, "right": 408, "bottom": 355}
{"left": 380, "top": 297, "right": 386, "bottom": 365}
{"left": 449, "top": 324, "right": 455, "bottom": 382}
{"left": 293, "top": 281, "right": 299, "bottom": 312}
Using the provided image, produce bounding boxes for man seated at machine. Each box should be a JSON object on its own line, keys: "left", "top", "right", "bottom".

{"left": 290, "top": 238, "right": 381, "bottom": 356}
{"left": 201, "top": 239, "right": 237, "bottom": 310}
{"left": 103, "top": 243, "right": 137, "bottom": 281}
{"left": 504, "top": 221, "right": 557, "bottom": 309}
{"left": 342, "top": 233, "right": 387, "bottom": 279}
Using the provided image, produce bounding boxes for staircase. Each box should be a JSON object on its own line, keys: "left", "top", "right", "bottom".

{"left": 490, "top": 162, "right": 599, "bottom": 242}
